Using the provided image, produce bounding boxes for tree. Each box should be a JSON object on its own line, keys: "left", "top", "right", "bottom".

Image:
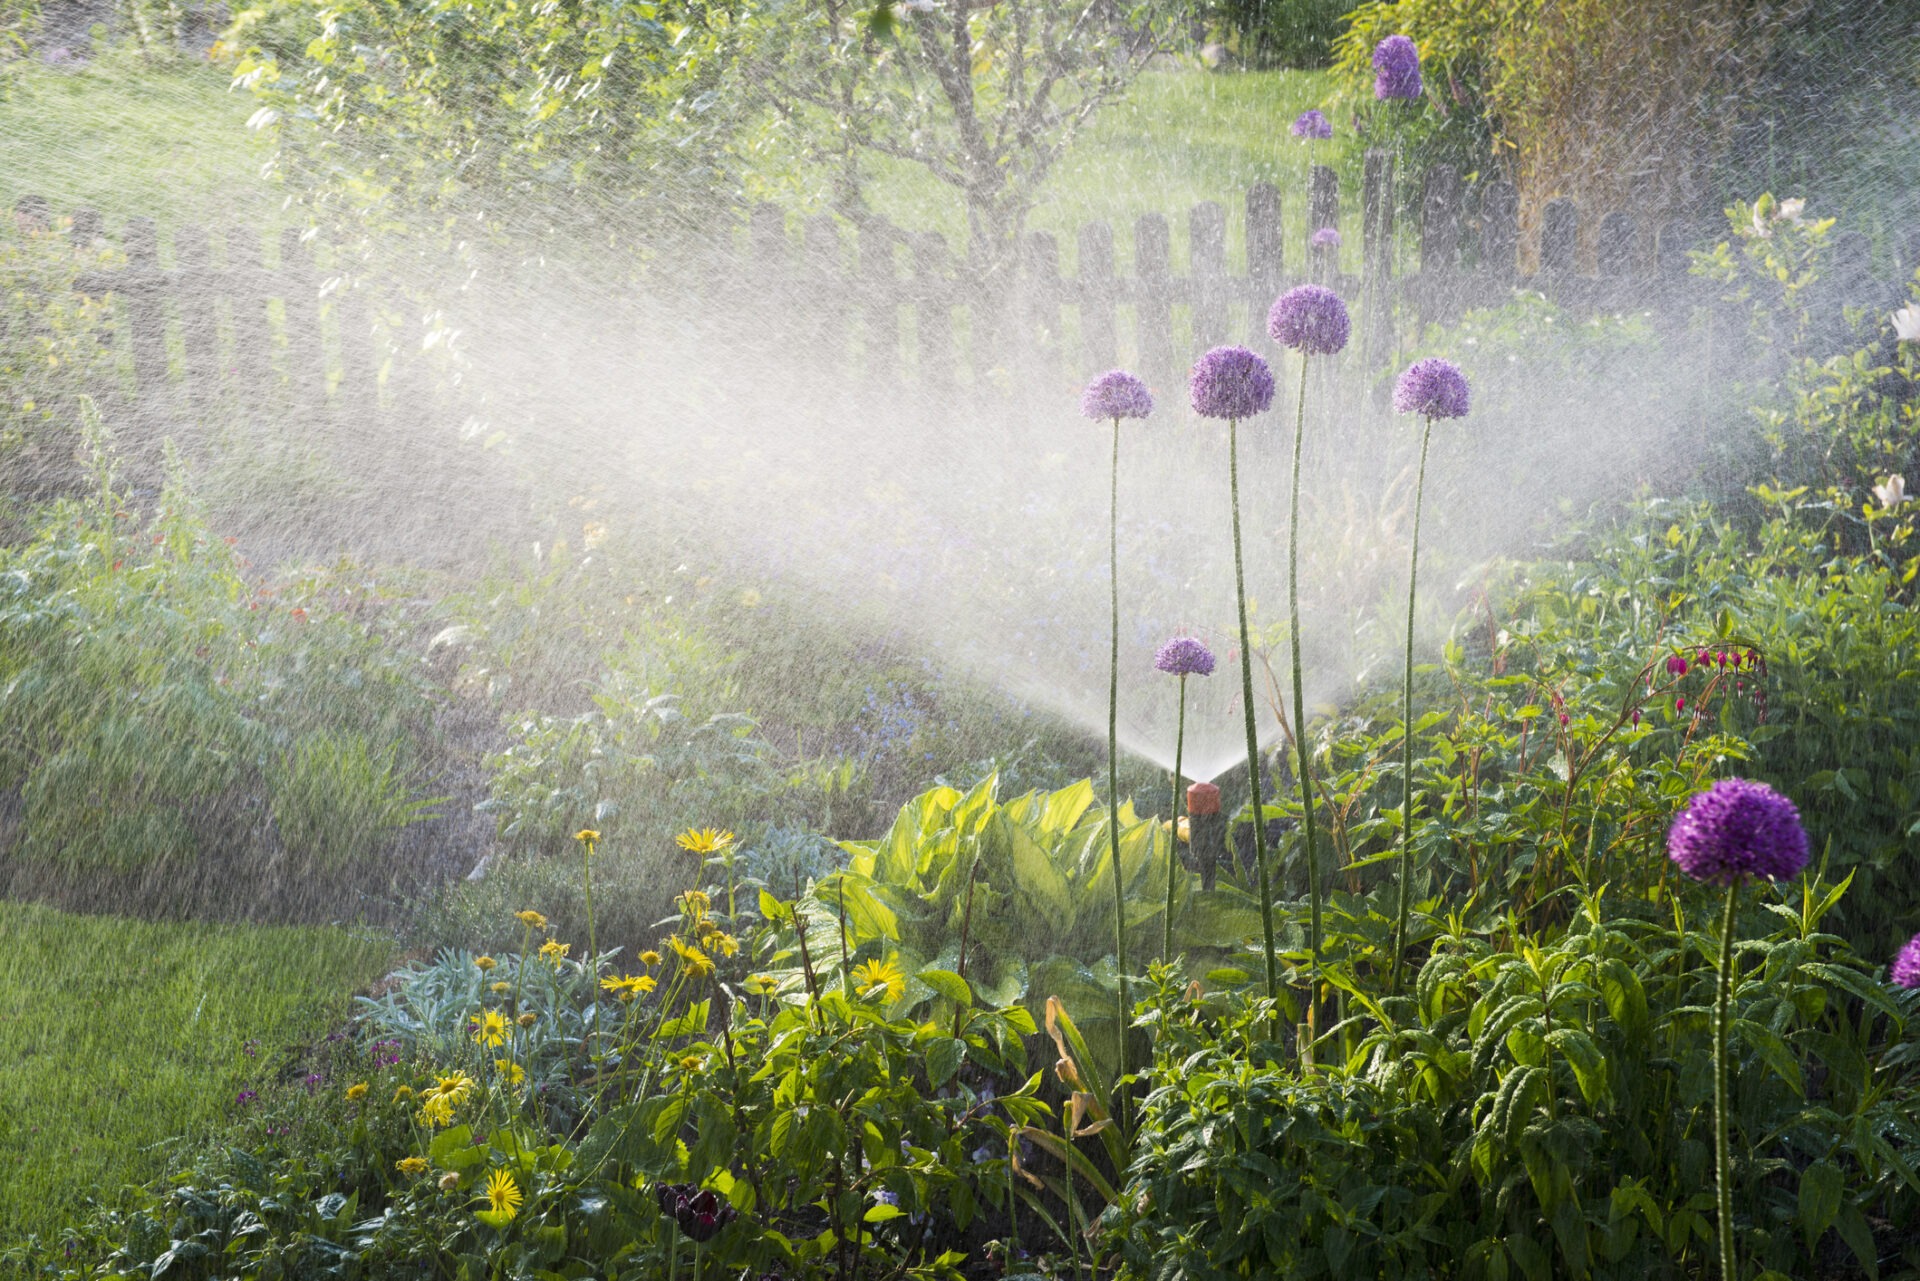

{"left": 753, "top": 0, "right": 1179, "bottom": 270}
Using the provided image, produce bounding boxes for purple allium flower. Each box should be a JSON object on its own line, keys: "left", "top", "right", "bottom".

{"left": 1188, "top": 345, "right": 1275, "bottom": 419}
{"left": 1373, "top": 34, "right": 1422, "bottom": 100}
{"left": 1155, "top": 636, "right": 1216, "bottom": 677}
{"left": 1267, "top": 284, "right": 1351, "bottom": 356}
{"left": 1290, "top": 109, "right": 1333, "bottom": 140}
{"left": 1667, "top": 778, "right": 1809, "bottom": 885}
{"left": 1392, "top": 357, "right": 1470, "bottom": 419}
{"left": 1666, "top": 654, "right": 1689, "bottom": 676}
{"left": 1080, "top": 369, "right": 1153, "bottom": 421}
{"left": 1893, "top": 934, "right": 1920, "bottom": 988}
{"left": 1310, "top": 227, "right": 1341, "bottom": 249}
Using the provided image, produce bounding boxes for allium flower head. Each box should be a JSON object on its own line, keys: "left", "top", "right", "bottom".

{"left": 1290, "top": 109, "right": 1332, "bottom": 140}
{"left": 1154, "top": 636, "right": 1216, "bottom": 677}
{"left": 1080, "top": 369, "right": 1153, "bottom": 420}
{"left": 1268, "top": 284, "right": 1351, "bottom": 356}
{"left": 1392, "top": 357, "right": 1470, "bottom": 419}
{"left": 1310, "top": 227, "right": 1341, "bottom": 249}
{"left": 1373, "top": 34, "right": 1422, "bottom": 100}
{"left": 1892, "top": 933, "right": 1920, "bottom": 988}
{"left": 1667, "top": 778, "right": 1809, "bottom": 885}
{"left": 1188, "top": 345, "right": 1275, "bottom": 419}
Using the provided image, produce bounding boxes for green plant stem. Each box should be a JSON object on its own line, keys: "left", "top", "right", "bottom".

{"left": 1713, "top": 878, "right": 1740, "bottom": 1281}
{"left": 1163, "top": 676, "right": 1187, "bottom": 961}
{"left": 1229, "top": 414, "right": 1280, "bottom": 1035}
{"left": 667, "top": 1222, "right": 679, "bottom": 1281}
{"left": 1390, "top": 413, "right": 1434, "bottom": 995}
{"left": 1287, "top": 357, "right": 1323, "bottom": 973}
{"left": 1106, "top": 415, "right": 1130, "bottom": 1135}
{"left": 582, "top": 838, "right": 598, "bottom": 977}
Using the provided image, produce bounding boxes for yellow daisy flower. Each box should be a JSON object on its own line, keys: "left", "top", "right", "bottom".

{"left": 428, "top": 1071, "right": 476, "bottom": 1105}
{"left": 392, "top": 1085, "right": 414, "bottom": 1103}
{"left": 484, "top": 1169, "right": 524, "bottom": 1219}
{"left": 711, "top": 932, "right": 740, "bottom": 958}
{"left": 470, "top": 1010, "right": 509, "bottom": 1048}
{"left": 517, "top": 1012, "right": 538, "bottom": 1028}
{"left": 474, "top": 955, "right": 498, "bottom": 972}
{"left": 573, "top": 829, "right": 600, "bottom": 844}
{"left": 851, "top": 956, "right": 906, "bottom": 1003}
{"left": 675, "top": 827, "right": 736, "bottom": 855}
{"left": 539, "top": 939, "right": 570, "bottom": 964}
{"left": 396, "top": 1156, "right": 429, "bottom": 1176}
{"left": 514, "top": 910, "right": 548, "bottom": 930}
{"left": 677, "top": 889, "right": 711, "bottom": 917}
{"left": 742, "top": 974, "right": 778, "bottom": 996}
{"left": 639, "top": 950, "right": 663, "bottom": 967}
{"left": 417, "top": 1093, "right": 456, "bottom": 1128}
{"left": 344, "top": 1082, "right": 369, "bottom": 1101}
{"left": 695, "top": 919, "right": 719, "bottom": 940}
{"left": 600, "top": 973, "right": 647, "bottom": 1001}
{"left": 493, "top": 1059, "right": 526, "bottom": 1084}
{"left": 491, "top": 981, "right": 511, "bottom": 995}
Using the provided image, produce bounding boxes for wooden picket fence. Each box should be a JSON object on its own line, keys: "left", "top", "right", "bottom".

{"left": 15, "top": 150, "right": 1915, "bottom": 418}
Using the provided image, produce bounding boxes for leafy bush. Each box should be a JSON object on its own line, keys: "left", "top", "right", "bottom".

{"left": 0, "top": 467, "right": 442, "bottom": 902}
{"left": 1204, "top": 0, "right": 1359, "bottom": 68}
{"left": 1114, "top": 878, "right": 1920, "bottom": 1279}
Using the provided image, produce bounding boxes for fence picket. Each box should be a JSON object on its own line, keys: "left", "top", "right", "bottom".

{"left": 1135, "top": 213, "right": 1173, "bottom": 389}
{"left": 1190, "top": 201, "right": 1227, "bottom": 351}
{"left": 1078, "top": 220, "right": 1118, "bottom": 376}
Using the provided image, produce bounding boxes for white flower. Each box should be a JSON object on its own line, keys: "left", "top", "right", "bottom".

{"left": 1893, "top": 305, "right": 1920, "bottom": 344}
{"left": 1874, "top": 476, "right": 1907, "bottom": 510}
{"left": 1777, "top": 197, "right": 1806, "bottom": 224}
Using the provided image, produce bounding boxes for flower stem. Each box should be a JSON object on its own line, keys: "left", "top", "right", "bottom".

{"left": 1287, "top": 356, "right": 1323, "bottom": 971}
{"left": 1107, "top": 416, "right": 1130, "bottom": 1136}
{"left": 1713, "top": 878, "right": 1740, "bottom": 1281}
{"left": 1390, "top": 414, "right": 1434, "bottom": 995}
{"left": 582, "top": 837, "right": 598, "bottom": 978}
{"left": 1163, "top": 676, "right": 1187, "bottom": 962}
{"left": 1229, "top": 414, "right": 1280, "bottom": 1034}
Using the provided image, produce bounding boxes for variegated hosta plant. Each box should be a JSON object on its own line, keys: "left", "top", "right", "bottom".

{"left": 787, "top": 773, "right": 1264, "bottom": 1078}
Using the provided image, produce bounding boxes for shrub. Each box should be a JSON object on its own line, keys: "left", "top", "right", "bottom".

{"left": 1114, "top": 879, "right": 1920, "bottom": 1279}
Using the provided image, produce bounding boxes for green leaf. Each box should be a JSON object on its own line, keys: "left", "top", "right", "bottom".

{"left": 926, "top": 1036, "right": 966, "bottom": 1088}
{"left": 429, "top": 1126, "right": 475, "bottom": 1163}
{"left": 918, "top": 968, "right": 974, "bottom": 1007}
{"left": 1834, "top": 1200, "right": 1878, "bottom": 1280}
{"left": 1733, "top": 1018, "right": 1803, "bottom": 1095}
{"left": 658, "top": 1000, "right": 711, "bottom": 1039}
{"left": 863, "top": 1203, "right": 904, "bottom": 1223}
{"left": 1798, "top": 1160, "right": 1843, "bottom": 1249}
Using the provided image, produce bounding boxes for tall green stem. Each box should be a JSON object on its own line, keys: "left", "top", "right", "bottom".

{"left": 1229, "top": 416, "right": 1279, "bottom": 1029}
{"left": 1713, "top": 879, "right": 1740, "bottom": 1281}
{"left": 1107, "top": 417, "right": 1130, "bottom": 1133}
{"left": 1390, "top": 414, "right": 1434, "bottom": 995}
{"left": 1287, "top": 357, "right": 1322, "bottom": 968}
{"left": 582, "top": 839, "right": 598, "bottom": 976}
{"left": 1163, "top": 677, "right": 1187, "bottom": 961}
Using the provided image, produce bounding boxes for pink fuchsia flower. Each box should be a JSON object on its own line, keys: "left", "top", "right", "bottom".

{"left": 1080, "top": 369, "right": 1153, "bottom": 420}
{"left": 1391, "top": 357, "right": 1470, "bottom": 419}
{"left": 1666, "top": 655, "right": 1688, "bottom": 676}
{"left": 1667, "top": 778, "right": 1809, "bottom": 886}
{"left": 1267, "top": 285, "right": 1351, "bottom": 356}
{"left": 1290, "top": 109, "right": 1333, "bottom": 140}
{"left": 1372, "top": 35, "right": 1421, "bottom": 100}
{"left": 1892, "top": 934, "right": 1920, "bottom": 988}
{"left": 1189, "top": 345, "right": 1275, "bottom": 418}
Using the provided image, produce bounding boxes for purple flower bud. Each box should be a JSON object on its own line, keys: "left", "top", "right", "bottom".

{"left": 1372, "top": 34, "right": 1422, "bottom": 100}
{"left": 1188, "top": 345, "right": 1275, "bottom": 419}
{"left": 1310, "top": 227, "right": 1341, "bottom": 250}
{"left": 1631, "top": 708, "right": 1641, "bottom": 726}
{"left": 1667, "top": 778, "right": 1809, "bottom": 886}
{"left": 1080, "top": 369, "right": 1153, "bottom": 421}
{"left": 1267, "top": 285, "right": 1351, "bottom": 356}
{"left": 1154, "top": 636, "right": 1216, "bottom": 677}
{"left": 1893, "top": 934, "right": 1920, "bottom": 988}
{"left": 1391, "top": 357, "right": 1470, "bottom": 419}
{"left": 1290, "top": 109, "right": 1333, "bottom": 140}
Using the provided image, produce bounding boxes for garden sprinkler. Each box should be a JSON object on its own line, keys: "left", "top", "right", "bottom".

{"left": 1185, "top": 782, "right": 1226, "bottom": 892}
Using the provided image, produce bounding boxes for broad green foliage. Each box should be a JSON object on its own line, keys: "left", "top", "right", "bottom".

{"left": 1115, "top": 879, "right": 1920, "bottom": 1279}
{"left": 812, "top": 774, "right": 1263, "bottom": 1068}
{"left": 0, "top": 471, "right": 439, "bottom": 880}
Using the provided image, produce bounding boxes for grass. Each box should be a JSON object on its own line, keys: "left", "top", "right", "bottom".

{"left": 0, "top": 902, "right": 393, "bottom": 1241}
{"left": 0, "top": 51, "right": 272, "bottom": 231}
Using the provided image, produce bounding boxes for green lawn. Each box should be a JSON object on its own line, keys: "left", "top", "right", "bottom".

{"left": 0, "top": 902, "right": 393, "bottom": 1241}
{"left": 0, "top": 54, "right": 272, "bottom": 232}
